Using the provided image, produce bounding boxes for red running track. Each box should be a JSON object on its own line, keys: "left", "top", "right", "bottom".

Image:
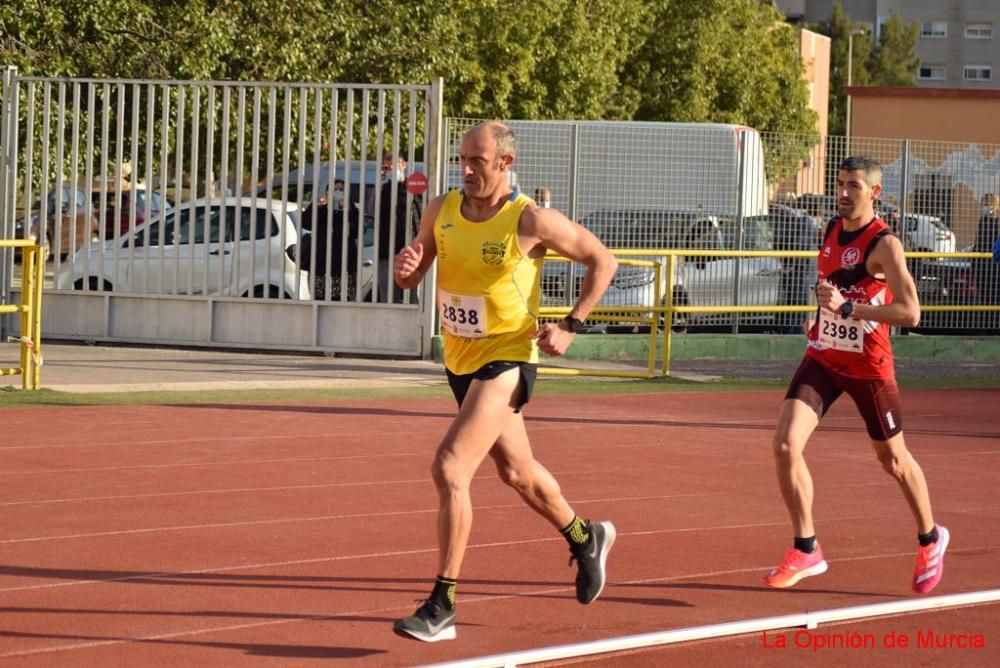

{"left": 1, "top": 388, "right": 998, "bottom": 666}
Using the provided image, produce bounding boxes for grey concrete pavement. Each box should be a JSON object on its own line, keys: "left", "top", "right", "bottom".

{"left": 3, "top": 341, "right": 996, "bottom": 394}
{"left": 1, "top": 341, "right": 718, "bottom": 393}
{"left": 0, "top": 342, "right": 447, "bottom": 393}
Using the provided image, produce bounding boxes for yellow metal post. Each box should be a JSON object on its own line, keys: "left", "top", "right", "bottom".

{"left": 31, "top": 245, "right": 44, "bottom": 389}
{"left": 19, "top": 245, "right": 35, "bottom": 389}
{"left": 645, "top": 261, "right": 661, "bottom": 378}
{"left": 1, "top": 240, "right": 44, "bottom": 390}
{"left": 662, "top": 254, "right": 676, "bottom": 376}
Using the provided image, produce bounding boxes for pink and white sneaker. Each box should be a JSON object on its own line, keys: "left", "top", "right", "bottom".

{"left": 763, "top": 544, "right": 828, "bottom": 589}
{"left": 912, "top": 524, "right": 950, "bottom": 594}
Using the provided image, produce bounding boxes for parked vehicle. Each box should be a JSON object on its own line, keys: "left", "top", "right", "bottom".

{"left": 875, "top": 202, "right": 956, "bottom": 254}
{"left": 257, "top": 160, "right": 424, "bottom": 211}
{"left": 905, "top": 257, "right": 981, "bottom": 333}
{"left": 91, "top": 185, "right": 172, "bottom": 237}
{"left": 874, "top": 199, "right": 902, "bottom": 230}
{"left": 766, "top": 202, "right": 822, "bottom": 251}
{"left": 503, "top": 121, "right": 769, "bottom": 219}
{"left": 794, "top": 193, "right": 838, "bottom": 222}
{"left": 901, "top": 213, "right": 956, "bottom": 254}
{"left": 541, "top": 208, "right": 781, "bottom": 331}
{"left": 56, "top": 197, "right": 311, "bottom": 299}
{"left": 13, "top": 185, "right": 100, "bottom": 260}
{"left": 759, "top": 203, "right": 820, "bottom": 331}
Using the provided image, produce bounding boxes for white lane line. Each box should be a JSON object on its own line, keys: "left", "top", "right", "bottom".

{"left": 0, "top": 492, "right": 738, "bottom": 545}
{"left": 0, "top": 484, "right": 737, "bottom": 508}
{"left": 1, "top": 550, "right": 991, "bottom": 660}
{"left": 0, "top": 453, "right": 432, "bottom": 476}
{"left": 0, "top": 428, "right": 448, "bottom": 452}
{"left": 8, "top": 510, "right": 990, "bottom": 592}
{"left": 1, "top": 522, "right": 791, "bottom": 592}
{"left": 0, "top": 446, "right": 903, "bottom": 478}
{"left": 424, "top": 589, "right": 1000, "bottom": 668}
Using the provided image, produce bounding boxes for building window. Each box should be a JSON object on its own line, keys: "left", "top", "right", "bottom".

{"left": 964, "top": 65, "right": 993, "bottom": 81}
{"left": 918, "top": 65, "right": 946, "bottom": 81}
{"left": 965, "top": 23, "right": 992, "bottom": 39}
{"left": 921, "top": 21, "right": 947, "bottom": 38}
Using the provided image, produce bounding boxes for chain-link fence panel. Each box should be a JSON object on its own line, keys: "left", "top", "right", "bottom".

{"left": 445, "top": 119, "right": 999, "bottom": 335}
{"left": 770, "top": 133, "right": 1000, "bottom": 333}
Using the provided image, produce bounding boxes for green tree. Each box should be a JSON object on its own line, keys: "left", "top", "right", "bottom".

{"left": 819, "top": 2, "right": 918, "bottom": 136}
{"left": 2, "top": 0, "right": 820, "bottom": 187}
{"left": 619, "top": 0, "right": 817, "bottom": 182}
{"left": 320, "top": 0, "right": 650, "bottom": 121}
{"left": 620, "top": 0, "right": 816, "bottom": 134}
{"left": 0, "top": 0, "right": 160, "bottom": 76}
{"left": 868, "top": 11, "right": 920, "bottom": 86}
{"left": 3, "top": 0, "right": 815, "bottom": 129}
{"left": 819, "top": 0, "right": 872, "bottom": 137}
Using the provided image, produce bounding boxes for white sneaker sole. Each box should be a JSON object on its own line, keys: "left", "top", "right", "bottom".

{"left": 765, "top": 559, "right": 829, "bottom": 589}
{"left": 394, "top": 623, "right": 456, "bottom": 643}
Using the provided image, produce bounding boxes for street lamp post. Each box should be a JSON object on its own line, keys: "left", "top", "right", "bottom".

{"left": 845, "top": 29, "right": 866, "bottom": 148}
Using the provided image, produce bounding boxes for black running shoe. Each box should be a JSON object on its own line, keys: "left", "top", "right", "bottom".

{"left": 393, "top": 599, "right": 456, "bottom": 642}
{"left": 568, "top": 520, "right": 616, "bottom": 604}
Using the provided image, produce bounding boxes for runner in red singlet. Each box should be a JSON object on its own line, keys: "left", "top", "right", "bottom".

{"left": 763, "top": 156, "right": 949, "bottom": 595}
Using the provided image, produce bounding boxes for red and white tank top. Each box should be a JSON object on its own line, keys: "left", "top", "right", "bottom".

{"left": 806, "top": 217, "right": 895, "bottom": 379}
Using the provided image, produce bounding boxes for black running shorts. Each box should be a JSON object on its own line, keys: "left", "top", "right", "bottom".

{"left": 785, "top": 356, "right": 903, "bottom": 441}
{"left": 445, "top": 361, "right": 537, "bottom": 413}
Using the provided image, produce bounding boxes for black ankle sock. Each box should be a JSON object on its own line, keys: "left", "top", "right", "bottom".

{"left": 430, "top": 575, "right": 456, "bottom": 611}
{"left": 918, "top": 526, "right": 939, "bottom": 547}
{"left": 560, "top": 515, "right": 591, "bottom": 547}
{"left": 794, "top": 536, "right": 817, "bottom": 554}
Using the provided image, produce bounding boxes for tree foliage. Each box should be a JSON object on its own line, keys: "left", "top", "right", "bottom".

{"left": 3, "top": 0, "right": 815, "bottom": 131}
{"left": 2, "top": 0, "right": 825, "bottom": 191}
{"left": 620, "top": 0, "right": 817, "bottom": 135}
{"left": 818, "top": 1, "right": 918, "bottom": 136}
{"left": 869, "top": 12, "right": 920, "bottom": 86}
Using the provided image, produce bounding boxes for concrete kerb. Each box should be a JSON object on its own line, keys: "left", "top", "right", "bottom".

{"left": 433, "top": 333, "right": 1000, "bottom": 365}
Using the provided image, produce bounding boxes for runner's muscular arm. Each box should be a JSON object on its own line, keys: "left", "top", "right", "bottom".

{"left": 823, "top": 234, "right": 921, "bottom": 327}
{"left": 520, "top": 206, "right": 618, "bottom": 320}
{"left": 394, "top": 195, "right": 443, "bottom": 290}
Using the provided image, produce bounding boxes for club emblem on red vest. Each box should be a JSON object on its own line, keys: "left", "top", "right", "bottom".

{"left": 841, "top": 247, "right": 861, "bottom": 267}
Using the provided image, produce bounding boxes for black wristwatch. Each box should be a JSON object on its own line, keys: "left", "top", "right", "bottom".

{"left": 562, "top": 315, "right": 586, "bottom": 333}
{"left": 839, "top": 301, "right": 854, "bottom": 319}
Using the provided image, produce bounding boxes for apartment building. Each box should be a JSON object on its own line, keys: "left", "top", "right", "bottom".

{"left": 776, "top": 0, "right": 1000, "bottom": 88}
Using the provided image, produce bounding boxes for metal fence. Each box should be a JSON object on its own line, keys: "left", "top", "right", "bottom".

{"left": 775, "top": 133, "right": 1000, "bottom": 333}
{"left": 1, "top": 75, "right": 433, "bottom": 302}
{"left": 1, "top": 69, "right": 443, "bottom": 355}
{"left": 3, "top": 89, "right": 997, "bottom": 350}
{"left": 445, "top": 119, "right": 1000, "bottom": 335}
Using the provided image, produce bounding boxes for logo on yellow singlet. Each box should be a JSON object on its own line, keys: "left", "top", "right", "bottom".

{"left": 481, "top": 241, "right": 505, "bottom": 265}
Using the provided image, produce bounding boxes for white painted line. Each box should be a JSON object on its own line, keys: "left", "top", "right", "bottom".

{"left": 424, "top": 589, "right": 1000, "bottom": 668}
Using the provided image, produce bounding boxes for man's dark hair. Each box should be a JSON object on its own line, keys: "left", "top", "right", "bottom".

{"left": 840, "top": 156, "right": 883, "bottom": 187}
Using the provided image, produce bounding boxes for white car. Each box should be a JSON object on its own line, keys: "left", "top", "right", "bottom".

{"left": 541, "top": 209, "right": 781, "bottom": 330}
{"left": 56, "top": 197, "right": 311, "bottom": 299}
{"left": 877, "top": 203, "right": 956, "bottom": 255}
{"left": 901, "top": 214, "right": 956, "bottom": 255}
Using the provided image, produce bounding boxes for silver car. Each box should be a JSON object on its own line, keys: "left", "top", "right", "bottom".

{"left": 542, "top": 209, "right": 781, "bottom": 330}
{"left": 56, "top": 197, "right": 311, "bottom": 299}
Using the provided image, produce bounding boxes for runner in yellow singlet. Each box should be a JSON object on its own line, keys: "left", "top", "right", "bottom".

{"left": 392, "top": 121, "right": 619, "bottom": 642}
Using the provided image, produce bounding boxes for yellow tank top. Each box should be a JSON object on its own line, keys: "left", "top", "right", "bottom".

{"left": 435, "top": 189, "right": 542, "bottom": 375}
